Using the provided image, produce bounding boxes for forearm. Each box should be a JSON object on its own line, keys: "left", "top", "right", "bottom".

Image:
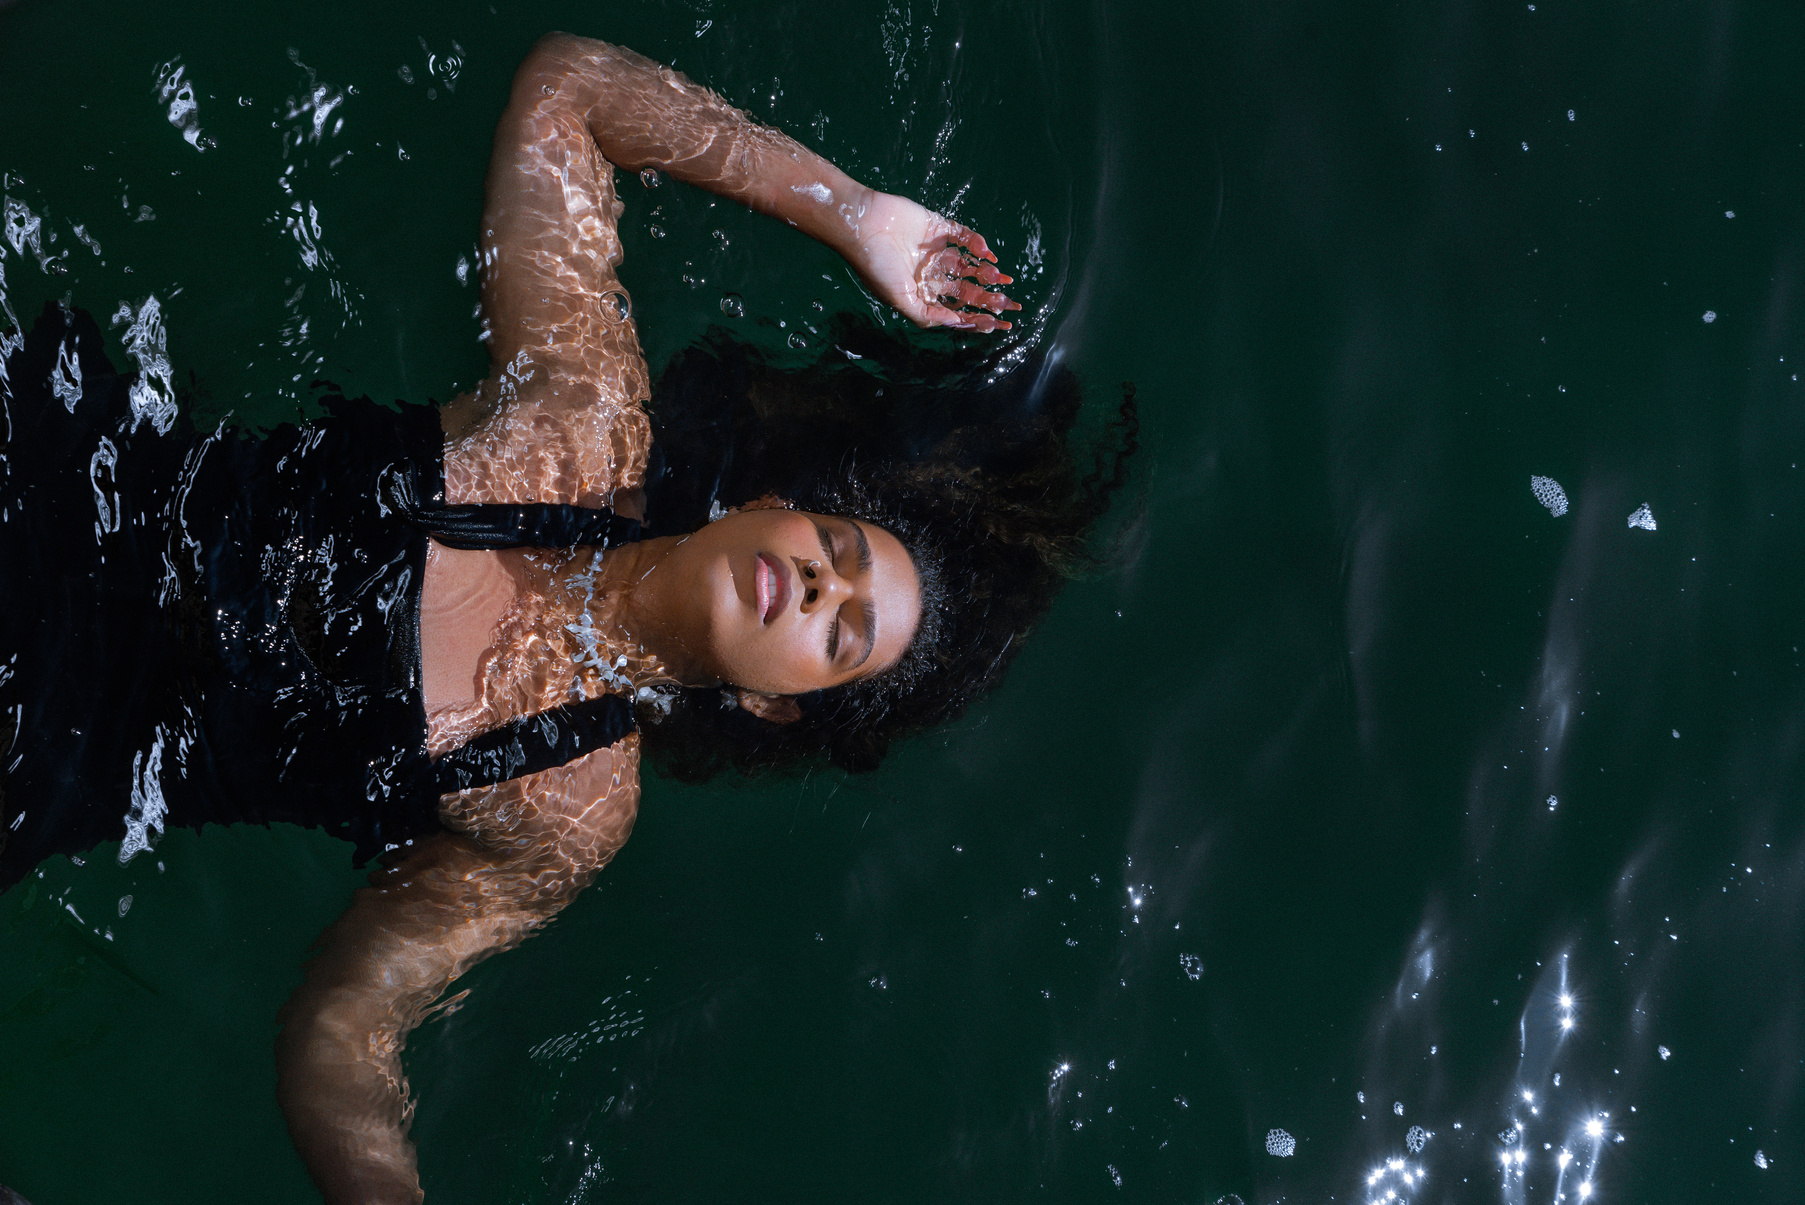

{"left": 276, "top": 837, "right": 572, "bottom": 1205}
{"left": 520, "top": 33, "right": 875, "bottom": 259}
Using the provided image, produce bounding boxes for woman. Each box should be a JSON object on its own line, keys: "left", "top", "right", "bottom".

{"left": 0, "top": 34, "right": 1130, "bottom": 1201}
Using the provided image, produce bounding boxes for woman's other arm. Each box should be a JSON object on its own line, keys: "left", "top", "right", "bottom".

{"left": 275, "top": 746, "right": 639, "bottom": 1204}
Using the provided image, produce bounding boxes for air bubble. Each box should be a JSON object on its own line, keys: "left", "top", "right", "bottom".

{"left": 1265, "top": 1128, "right": 1296, "bottom": 1157}
{"left": 639, "top": 167, "right": 661, "bottom": 188}
{"left": 1407, "top": 1125, "right": 1429, "bottom": 1153}
{"left": 1179, "top": 953, "right": 1204, "bottom": 980}
{"left": 1531, "top": 475, "right": 1569, "bottom": 517}
{"left": 1702, "top": 310, "right": 1717, "bottom": 323}
{"left": 719, "top": 293, "right": 745, "bottom": 318}
{"left": 787, "top": 332, "right": 808, "bottom": 350}
{"left": 648, "top": 225, "right": 665, "bottom": 239}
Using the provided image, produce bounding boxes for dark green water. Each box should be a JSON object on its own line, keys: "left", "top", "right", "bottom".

{"left": 3, "top": 1, "right": 1803, "bottom": 1201}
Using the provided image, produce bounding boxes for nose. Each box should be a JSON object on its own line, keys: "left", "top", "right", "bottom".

{"left": 794, "top": 557, "right": 852, "bottom": 612}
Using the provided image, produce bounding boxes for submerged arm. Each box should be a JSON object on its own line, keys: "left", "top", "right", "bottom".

{"left": 276, "top": 746, "right": 639, "bottom": 1204}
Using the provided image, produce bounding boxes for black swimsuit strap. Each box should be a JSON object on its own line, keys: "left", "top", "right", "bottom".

{"left": 434, "top": 693, "right": 637, "bottom": 795}
{"left": 381, "top": 463, "right": 644, "bottom": 551}
{"left": 385, "top": 465, "right": 647, "bottom": 793}
{"left": 408, "top": 501, "right": 643, "bottom": 551}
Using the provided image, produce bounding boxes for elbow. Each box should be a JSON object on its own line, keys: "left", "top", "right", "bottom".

{"left": 512, "top": 33, "right": 592, "bottom": 103}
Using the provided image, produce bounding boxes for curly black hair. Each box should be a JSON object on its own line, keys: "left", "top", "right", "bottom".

{"left": 635, "top": 314, "right": 1138, "bottom": 781}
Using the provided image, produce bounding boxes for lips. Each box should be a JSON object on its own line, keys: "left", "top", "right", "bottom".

{"left": 755, "top": 552, "right": 791, "bottom": 624}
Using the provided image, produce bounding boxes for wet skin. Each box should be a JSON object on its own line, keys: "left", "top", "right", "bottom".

{"left": 617, "top": 506, "right": 922, "bottom": 714}
{"left": 420, "top": 506, "right": 921, "bottom": 721}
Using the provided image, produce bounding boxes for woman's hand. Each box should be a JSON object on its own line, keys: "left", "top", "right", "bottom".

{"left": 851, "top": 192, "right": 1021, "bottom": 332}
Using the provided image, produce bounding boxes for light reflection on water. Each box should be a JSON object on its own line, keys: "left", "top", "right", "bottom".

{"left": 3, "top": 1, "right": 1803, "bottom": 1201}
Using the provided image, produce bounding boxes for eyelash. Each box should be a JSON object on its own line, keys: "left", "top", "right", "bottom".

{"left": 820, "top": 526, "right": 841, "bottom": 661}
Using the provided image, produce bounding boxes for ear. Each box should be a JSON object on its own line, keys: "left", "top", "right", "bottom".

{"left": 735, "top": 689, "right": 802, "bottom": 724}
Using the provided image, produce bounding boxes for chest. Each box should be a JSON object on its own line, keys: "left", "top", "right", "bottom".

{"left": 419, "top": 541, "right": 532, "bottom": 717}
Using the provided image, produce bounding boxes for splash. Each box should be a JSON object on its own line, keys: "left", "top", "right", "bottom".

{"left": 154, "top": 59, "right": 208, "bottom": 150}
{"left": 118, "top": 727, "right": 169, "bottom": 864}
{"left": 109, "top": 296, "right": 179, "bottom": 435}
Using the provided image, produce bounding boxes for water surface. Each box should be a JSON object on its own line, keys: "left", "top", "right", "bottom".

{"left": 2, "top": 1, "right": 1802, "bottom": 1202}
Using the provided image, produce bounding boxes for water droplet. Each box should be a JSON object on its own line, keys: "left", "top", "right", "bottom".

{"left": 719, "top": 293, "right": 744, "bottom": 317}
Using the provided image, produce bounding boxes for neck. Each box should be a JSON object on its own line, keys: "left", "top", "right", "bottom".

{"left": 596, "top": 534, "right": 710, "bottom": 685}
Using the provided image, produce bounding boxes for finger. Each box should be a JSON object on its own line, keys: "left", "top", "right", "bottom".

{"left": 920, "top": 298, "right": 1011, "bottom": 333}
{"left": 953, "top": 226, "right": 998, "bottom": 264}
{"left": 955, "top": 259, "right": 1013, "bottom": 288}
{"left": 950, "top": 279, "right": 1014, "bottom": 313}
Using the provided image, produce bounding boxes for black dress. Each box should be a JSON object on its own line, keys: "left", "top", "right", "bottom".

{"left": 0, "top": 304, "right": 634, "bottom": 890}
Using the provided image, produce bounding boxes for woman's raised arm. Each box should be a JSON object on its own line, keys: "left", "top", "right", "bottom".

{"left": 444, "top": 34, "right": 1016, "bottom": 506}
{"left": 519, "top": 34, "right": 1018, "bottom": 330}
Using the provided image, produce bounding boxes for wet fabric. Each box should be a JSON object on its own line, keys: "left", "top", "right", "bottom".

{"left": 0, "top": 305, "right": 637, "bottom": 889}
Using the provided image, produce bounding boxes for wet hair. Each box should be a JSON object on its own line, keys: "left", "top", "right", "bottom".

{"left": 637, "top": 314, "right": 1138, "bottom": 781}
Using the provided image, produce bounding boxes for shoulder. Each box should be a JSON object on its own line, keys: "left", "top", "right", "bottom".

{"left": 439, "top": 734, "right": 643, "bottom": 878}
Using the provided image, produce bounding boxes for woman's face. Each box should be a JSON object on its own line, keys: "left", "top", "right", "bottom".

{"left": 640, "top": 506, "right": 922, "bottom": 700}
